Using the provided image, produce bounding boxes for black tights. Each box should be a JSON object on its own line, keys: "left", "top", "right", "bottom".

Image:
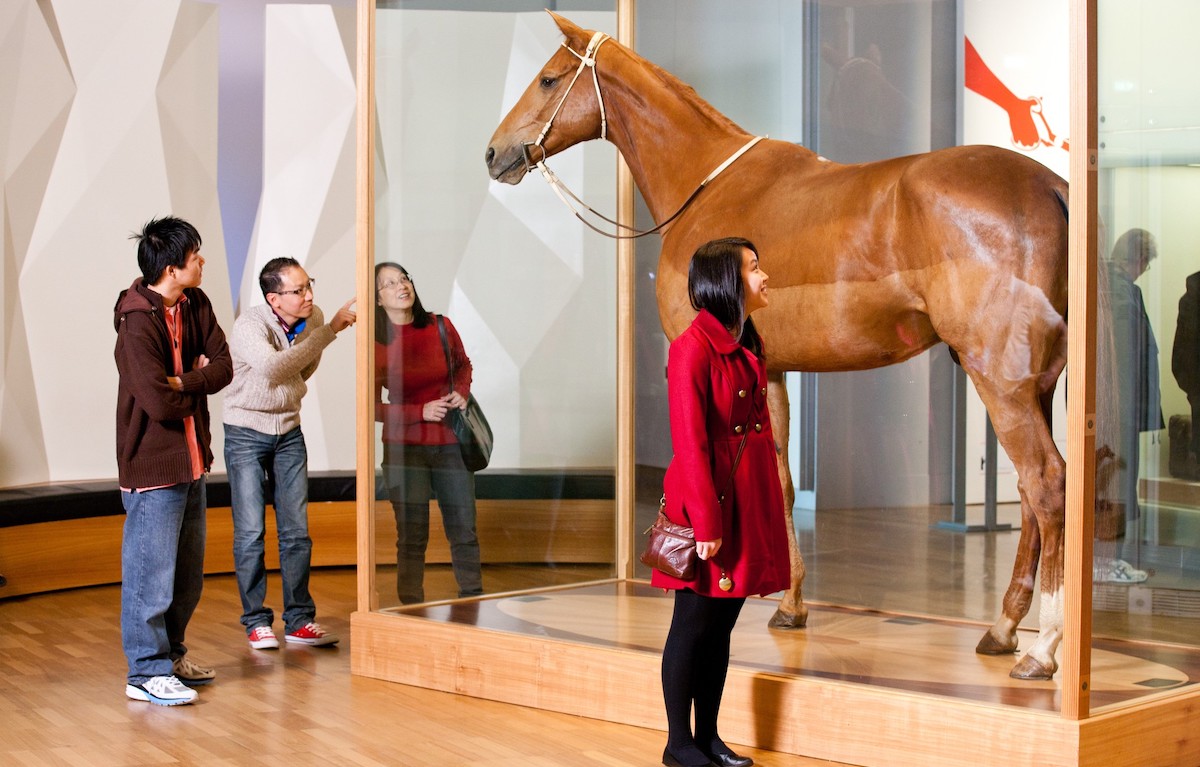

{"left": 661, "top": 589, "right": 746, "bottom": 765}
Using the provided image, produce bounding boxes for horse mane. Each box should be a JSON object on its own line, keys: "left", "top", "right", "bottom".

{"left": 616, "top": 43, "right": 747, "bottom": 136}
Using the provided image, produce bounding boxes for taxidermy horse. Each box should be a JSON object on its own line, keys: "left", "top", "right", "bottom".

{"left": 486, "top": 12, "right": 1070, "bottom": 680}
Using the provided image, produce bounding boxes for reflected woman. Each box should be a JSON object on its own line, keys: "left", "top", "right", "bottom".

{"left": 374, "top": 263, "right": 483, "bottom": 603}
{"left": 655, "top": 238, "right": 790, "bottom": 767}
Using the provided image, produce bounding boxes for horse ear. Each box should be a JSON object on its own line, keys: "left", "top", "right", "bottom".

{"left": 546, "top": 10, "right": 586, "bottom": 42}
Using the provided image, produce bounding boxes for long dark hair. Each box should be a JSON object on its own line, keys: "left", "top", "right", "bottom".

{"left": 374, "top": 262, "right": 432, "bottom": 344}
{"left": 687, "top": 237, "right": 763, "bottom": 356}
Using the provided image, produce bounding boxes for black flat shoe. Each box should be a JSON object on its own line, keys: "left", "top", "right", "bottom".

{"left": 662, "top": 747, "right": 717, "bottom": 767}
{"left": 706, "top": 751, "right": 753, "bottom": 767}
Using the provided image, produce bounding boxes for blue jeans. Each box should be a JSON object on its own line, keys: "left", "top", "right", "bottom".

{"left": 382, "top": 443, "right": 482, "bottom": 603}
{"left": 121, "top": 478, "right": 207, "bottom": 684}
{"left": 224, "top": 424, "right": 315, "bottom": 633}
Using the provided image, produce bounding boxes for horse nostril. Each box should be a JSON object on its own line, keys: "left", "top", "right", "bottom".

{"left": 485, "top": 147, "right": 495, "bottom": 166}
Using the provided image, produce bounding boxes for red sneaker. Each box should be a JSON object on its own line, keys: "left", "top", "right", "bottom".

{"left": 247, "top": 625, "right": 279, "bottom": 650}
{"left": 285, "top": 622, "right": 338, "bottom": 646}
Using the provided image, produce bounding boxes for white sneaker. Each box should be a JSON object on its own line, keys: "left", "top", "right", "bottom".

{"left": 1094, "top": 558, "right": 1148, "bottom": 584}
{"left": 125, "top": 675, "right": 198, "bottom": 706}
{"left": 173, "top": 655, "right": 215, "bottom": 685}
{"left": 247, "top": 625, "right": 280, "bottom": 650}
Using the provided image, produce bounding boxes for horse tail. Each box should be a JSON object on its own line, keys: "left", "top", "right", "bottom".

{"left": 1053, "top": 184, "right": 1069, "bottom": 224}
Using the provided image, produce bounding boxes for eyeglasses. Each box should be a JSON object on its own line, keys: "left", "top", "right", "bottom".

{"left": 376, "top": 275, "right": 412, "bottom": 292}
{"left": 274, "top": 279, "right": 315, "bottom": 297}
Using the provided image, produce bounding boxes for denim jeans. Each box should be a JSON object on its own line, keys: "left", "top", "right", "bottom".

{"left": 224, "top": 424, "right": 315, "bottom": 633}
{"left": 382, "top": 443, "right": 482, "bottom": 603}
{"left": 121, "top": 478, "right": 206, "bottom": 684}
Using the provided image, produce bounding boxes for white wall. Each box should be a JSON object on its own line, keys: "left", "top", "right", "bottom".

{"left": 2, "top": 0, "right": 230, "bottom": 485}
{"left": 2, "top": 3, "right": 620, "bottom": 492}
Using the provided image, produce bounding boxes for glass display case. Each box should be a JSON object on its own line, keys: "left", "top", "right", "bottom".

{"left": 352, "top": 1, "right": 1200, "bottom": 764}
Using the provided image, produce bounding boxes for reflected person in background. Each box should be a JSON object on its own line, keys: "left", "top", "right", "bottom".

{"left": 374, "top": 263, "right": 483, "bottom": 603}
{"left": 1171, "top": 269, "right": 1200, "bottom": 478}
{"left": 654, "top": 238, "right": 790, "bottom": 767}
{"left": 1103, "top": 228, "right": 1163, "bottom": 584}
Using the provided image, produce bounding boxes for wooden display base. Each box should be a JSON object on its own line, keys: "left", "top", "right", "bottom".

{"left": 351, "top": 581, "right": 1200, "bottom": 767}
{"left": 0, "top": 498, "right": 611, "bottom": 597}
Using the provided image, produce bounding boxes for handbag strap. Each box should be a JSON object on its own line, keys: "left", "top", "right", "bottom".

{"left": 660, "top": 420, "right": 751, "bottom": 512}
{"left": 435, "top": 315, "right": 457, "bottom": 393}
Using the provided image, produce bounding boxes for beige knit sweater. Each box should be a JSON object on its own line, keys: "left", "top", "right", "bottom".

{"left": 222, "top": 303, "right": 336, "bottom": 436}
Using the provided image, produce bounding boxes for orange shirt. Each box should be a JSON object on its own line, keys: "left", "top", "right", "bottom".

{"left": 164, "top": 300, "right": 204, "bottom": 482}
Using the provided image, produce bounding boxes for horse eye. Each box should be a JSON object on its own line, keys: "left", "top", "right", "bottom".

{"left": 539, "top": 76, "right": 557, "bottom": 89}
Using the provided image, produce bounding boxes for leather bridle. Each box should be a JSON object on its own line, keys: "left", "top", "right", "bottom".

{"left": 518, "top": 32, "right": 764, "bottom": 240}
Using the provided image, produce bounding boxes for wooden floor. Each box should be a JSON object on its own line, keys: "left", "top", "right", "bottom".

{"left": 0, "top": 568, "right": 845, "bottom": 767}
{"left": 4, "top": 501, "right": 1199, "bottom": 765}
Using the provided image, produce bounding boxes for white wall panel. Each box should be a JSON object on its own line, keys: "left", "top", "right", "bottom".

{"left": 244, "top": 5, "right": 357, "bottom": 471}
{"left": 2, "top": 0, "right": 229, "bottom": 485}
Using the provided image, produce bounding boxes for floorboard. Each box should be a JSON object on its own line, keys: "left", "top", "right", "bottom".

{"left": 0, "top": 569, "right": 845, "bottom": 767}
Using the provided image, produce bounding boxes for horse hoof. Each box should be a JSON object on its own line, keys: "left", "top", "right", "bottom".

{"left": 975, "top": 630, "right": 1018, "bottom": 655}
{"left": 1009, "top": 654, "right": 1057, "bottom": 680}
{"left": 768, "top": 607, "right": 808, "bottom": 630}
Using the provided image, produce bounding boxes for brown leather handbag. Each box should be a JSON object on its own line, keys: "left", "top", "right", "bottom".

{"left": 640, "top": 505, "right": 698, "bottom": 580}
{"left": 640, "top": 426, "right": 750, "bottom": 582}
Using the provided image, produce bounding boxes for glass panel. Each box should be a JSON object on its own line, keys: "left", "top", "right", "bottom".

{"left": 632, "top": 0, "right": 809, "bottom": 581}
{"left": 372, "top": 2, "right": 618, "bottom": 610}
{"left": 633, "top": 0, "right": 962, "bottom": 614}
{"left": 1095, "top": 0, "right": 1200, "bottom": 663}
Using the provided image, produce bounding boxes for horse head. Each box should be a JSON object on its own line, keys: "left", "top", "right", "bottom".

{"left": 485, "top": 12, "right": 608, "bottom": 185}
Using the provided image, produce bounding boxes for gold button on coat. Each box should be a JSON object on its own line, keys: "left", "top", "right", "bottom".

{"left": 738, "top": 389, "right": 746, "bottom": 398}
{"left": 754, "top": 423, "right": 762, "bottom": 432}
{"left": 734, "top": 425, "right": 744, "bottom": 434}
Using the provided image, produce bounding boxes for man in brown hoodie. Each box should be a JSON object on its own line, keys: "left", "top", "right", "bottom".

{"left": 113, "top": 216, "right": 232, "bottom": 705}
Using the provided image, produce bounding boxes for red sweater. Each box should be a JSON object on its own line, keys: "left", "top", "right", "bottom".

{"left": 374, "top": 315, "right": 472, "bottom": 446}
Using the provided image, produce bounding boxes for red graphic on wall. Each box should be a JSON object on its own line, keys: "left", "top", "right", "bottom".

{"left": 965, "top": 37, "right": 1068, "bottom": 152}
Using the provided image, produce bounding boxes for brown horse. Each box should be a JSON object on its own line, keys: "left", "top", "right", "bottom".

{"left": 486, "top": 12, "right": 1070, "bottom": 680}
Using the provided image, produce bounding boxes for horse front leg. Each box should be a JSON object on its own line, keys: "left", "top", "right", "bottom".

{"left": 765, "top": 373, "right": 808, "bottom": 630}
{"left": 975, "top": 495, "right": 1041, "bottom": 656}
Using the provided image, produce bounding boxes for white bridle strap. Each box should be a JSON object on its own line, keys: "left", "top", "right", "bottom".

{"left": 701, "top": 136, "right": 765, "bottom": 185}
{"left": 534, "top": 31, "right": 610, "bottom": 147}
{"left": 536, "top": 135, "right": 767, "bottom": 240}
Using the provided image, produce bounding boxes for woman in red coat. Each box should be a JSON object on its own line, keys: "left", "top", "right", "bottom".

{"left": 655, "top": 238, "right": 791, "bottom": 767}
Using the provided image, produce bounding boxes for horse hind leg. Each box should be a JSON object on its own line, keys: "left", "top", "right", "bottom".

{"left": 969, "top": 383, "right": 1066, "bottom": 679}
{"left": 967, "top": 347, "right": 1067, "bottom": 679}
{"left": 765, "top": 372, "right": 808, "bottom": 631}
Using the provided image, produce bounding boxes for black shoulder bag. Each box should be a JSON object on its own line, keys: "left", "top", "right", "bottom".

{"left": 436, "top": 315, "right": 493, "bottom": 472}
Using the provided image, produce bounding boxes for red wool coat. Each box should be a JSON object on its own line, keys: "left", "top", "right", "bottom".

{"left": 651, "top": 309, "right": 791, "bottom": 598}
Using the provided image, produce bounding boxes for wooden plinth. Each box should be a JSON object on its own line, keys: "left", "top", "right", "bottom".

{"left": 351, "top": 581, "right": 1200, "bottom": 767}
{"left": 0, "top": 498, "right": 612, "bottom": 597}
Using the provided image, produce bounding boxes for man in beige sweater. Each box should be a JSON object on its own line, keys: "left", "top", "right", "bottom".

{"left": 223, "top": 257, "right": 355, "bottom": 650}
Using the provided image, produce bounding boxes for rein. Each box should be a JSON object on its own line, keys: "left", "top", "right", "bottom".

{"left": 520, "top": 32, "right": 766, "bottom": 240}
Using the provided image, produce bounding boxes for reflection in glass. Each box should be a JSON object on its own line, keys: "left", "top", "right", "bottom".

{"left": 1095, "top": 0, "right": 1200, "bottom": 650}
{"left": 372, "top": 4, "right": 618, "bottom": 610}
{"left": 374, "top": 262, "right": 484, "bottom": 604}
